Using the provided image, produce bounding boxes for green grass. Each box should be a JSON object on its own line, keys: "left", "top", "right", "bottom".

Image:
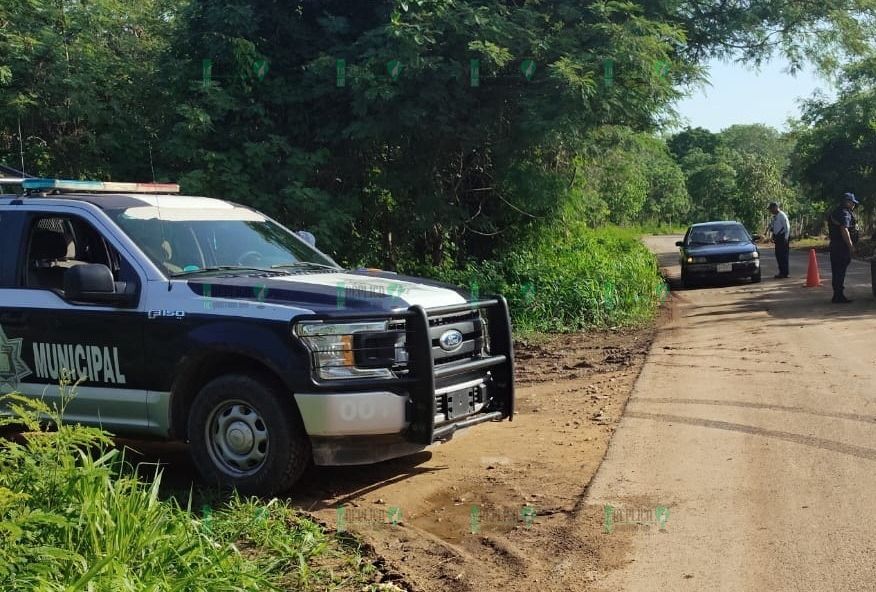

{"left": 0, "top": 389, "right": 391, "bottom": 591}
{"left": 420, "top": 223, "right": 667, "bottom": 332}
{"left": 792, "top": 236, "right": 828, "bottom": 250}
{"left": 792, "top": 236, "right": 876, "bottom": 259}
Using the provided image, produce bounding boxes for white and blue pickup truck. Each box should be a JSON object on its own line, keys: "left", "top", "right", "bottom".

{"left": 0, "top": 178, "right": 515, "bottom": 495}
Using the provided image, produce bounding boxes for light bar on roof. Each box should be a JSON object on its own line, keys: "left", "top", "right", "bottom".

{"left": 22, "top": 178, "right": 180, "bottom": 194}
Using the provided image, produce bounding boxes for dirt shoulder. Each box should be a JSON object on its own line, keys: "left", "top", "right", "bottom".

{"left": 292, "top": 320, "right": 664, "bottom": 592}
{"left": 120, "top": 315, "right": 667, "bottom": 591}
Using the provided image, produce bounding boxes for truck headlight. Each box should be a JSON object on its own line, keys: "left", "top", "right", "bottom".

{"left": 738, "top": 252, "right": 759, "bottom": 261}
{"left": 294, "top": 321, "right": 407, "bottom": 380}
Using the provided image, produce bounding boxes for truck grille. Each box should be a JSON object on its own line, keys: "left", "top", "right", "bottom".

{"left": 428, "top": 310, "right": 486, "bottom": 366}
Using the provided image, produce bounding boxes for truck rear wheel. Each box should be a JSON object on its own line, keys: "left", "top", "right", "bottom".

{"left": 187, "top": 373, "right": 310, "bottom": 495}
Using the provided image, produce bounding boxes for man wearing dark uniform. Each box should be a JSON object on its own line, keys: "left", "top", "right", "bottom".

{"left": 827, "top": 192, "right": 859, "bottom": 303}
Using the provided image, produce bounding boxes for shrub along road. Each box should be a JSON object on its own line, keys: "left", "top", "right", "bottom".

{"left": 586, "top": 237, "right": 876, "bottom": 591}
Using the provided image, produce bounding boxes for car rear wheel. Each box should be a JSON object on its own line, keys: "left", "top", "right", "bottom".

{"left": 187, "top": 373, "right": 311, "bottom": 495}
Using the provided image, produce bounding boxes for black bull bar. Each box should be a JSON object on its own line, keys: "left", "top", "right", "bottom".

{"left": 292, "top": 297, "right": 515, "bottom": 444}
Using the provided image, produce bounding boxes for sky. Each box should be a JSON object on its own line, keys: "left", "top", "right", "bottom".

{"left": 673, "top": 57, "right": 835, "bottom": 132}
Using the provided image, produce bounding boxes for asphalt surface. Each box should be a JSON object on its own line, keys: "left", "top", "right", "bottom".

{"left": 587, "top": 238, "right": 876, "bottom": 592}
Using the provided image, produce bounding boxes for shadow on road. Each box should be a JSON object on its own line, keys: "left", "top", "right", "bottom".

{"left": 678, "top": 280, "right": 875, "bottom": 325}
{"left": 116, "top": 437, "right": 439, "bottom": 508}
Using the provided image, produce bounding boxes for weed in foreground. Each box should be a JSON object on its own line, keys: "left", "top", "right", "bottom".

{"left": 0, "top": 386, "right": 390, "bottom": 591}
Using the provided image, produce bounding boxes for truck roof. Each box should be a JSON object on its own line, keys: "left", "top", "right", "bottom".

{"left": 0, "top": 177, "right": 236, "bottom": 211}
{"left": 0, "top": 192, "right": 242, "bottom": 212}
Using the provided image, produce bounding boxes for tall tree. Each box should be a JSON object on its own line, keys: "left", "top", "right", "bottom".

{"left": 792, "top": 57, "right": 876, "bottom": 224}
{"left": 3, "top": 0, "right": 875, "bottom": 265}
{"left": 0, "top": 0, "right": 184, "bottom": 179}
{"left": 163, "top": 0, "right": 690, "bottom": 263}
{"left": 721, "top": 124, "right": 793, "bottom": 166}
{"left": 668, "top": 126, "right": 721, "bottom": 159}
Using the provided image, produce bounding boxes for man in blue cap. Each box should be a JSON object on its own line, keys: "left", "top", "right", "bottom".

{"left": 827, "top": 192, "right": 859, "bottom": 303}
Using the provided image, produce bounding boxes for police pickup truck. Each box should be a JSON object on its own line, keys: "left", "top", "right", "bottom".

{"left": 0, "top": 178, "right": 514, "bottom": 495}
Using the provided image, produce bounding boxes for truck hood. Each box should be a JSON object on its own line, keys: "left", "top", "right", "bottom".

{"left": 186, "top": 269, "right": 469, "bottom": 313}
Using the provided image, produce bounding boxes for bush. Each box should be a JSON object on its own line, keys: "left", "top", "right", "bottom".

{"left": 418, "top": 224, "right": 667, "bottom": 333}
{"left": 0, "top": 389, "right": 380, "bottom": 591}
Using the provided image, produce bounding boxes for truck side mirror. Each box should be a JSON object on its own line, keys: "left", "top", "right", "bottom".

{"left": 64, "top": 264, "right": 135, "bottom": 307}
{"left": 296, "top": 231, "right": 316, "bottom": 248}
{"left": 675, "top": 241, "right": 684, "bottom": 247}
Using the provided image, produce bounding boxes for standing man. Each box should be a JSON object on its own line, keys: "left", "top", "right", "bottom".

{"left": 827, "top": 192, "right": 859, "bottom": 303}
{"left": 767, "top": 201, "right": 790, "bottom": 278}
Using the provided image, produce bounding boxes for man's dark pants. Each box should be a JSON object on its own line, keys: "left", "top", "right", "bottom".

{"left": 774, "top": 236, "right": 790, "bottom": 277}
{"left": 830, "top": 244, "right": 852, "bottom": 298}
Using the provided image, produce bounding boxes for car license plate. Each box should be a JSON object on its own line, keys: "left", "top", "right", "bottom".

{"left": 717, "top": 263, "right": 733, "bottom": 273}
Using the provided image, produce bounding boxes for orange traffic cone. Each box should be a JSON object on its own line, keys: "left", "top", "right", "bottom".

{"left": 804, "top": 248, "right": 822, "bottom": 287}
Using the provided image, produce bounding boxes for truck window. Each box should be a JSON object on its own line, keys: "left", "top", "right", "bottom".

{"left": 22, "top": 214, "right": 137, "bottom": 293}
{"left": 108, "top": 207, "right": 337, "bottom": 275}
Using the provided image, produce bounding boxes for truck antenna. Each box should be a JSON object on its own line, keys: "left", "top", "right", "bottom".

{"left": 17, "top": 116, "right": 25, "bottom": 174}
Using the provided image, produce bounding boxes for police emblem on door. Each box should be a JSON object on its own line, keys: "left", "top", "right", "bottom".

{"left": 0, "top": 325, "right": 32, "bottom": 391}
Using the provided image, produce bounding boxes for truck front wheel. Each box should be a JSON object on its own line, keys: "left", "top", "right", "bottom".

{"left": 187, "top": 373, "right": 310, "bottom": 495}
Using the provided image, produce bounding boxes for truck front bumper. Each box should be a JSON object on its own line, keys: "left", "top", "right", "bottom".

{"left": 295, "top": 390, "right": 409, "bottom": 437}
{"left": 292, "top": 299, "right": 515, "bottom": 465}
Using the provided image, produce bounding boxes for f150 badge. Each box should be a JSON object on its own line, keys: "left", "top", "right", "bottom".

{"left": 148, "top": 310, "right": 186, "bottom": 320}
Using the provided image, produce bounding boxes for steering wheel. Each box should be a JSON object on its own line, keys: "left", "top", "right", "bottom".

{"left": 237, "top": 250, "right": 263, "bottom": 266}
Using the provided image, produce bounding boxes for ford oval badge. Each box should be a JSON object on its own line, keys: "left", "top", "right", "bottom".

{"left": 439, "top": 329, "right": 464, "bottom": 352}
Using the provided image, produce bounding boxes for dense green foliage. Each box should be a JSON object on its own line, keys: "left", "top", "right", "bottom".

{"left": 161, "top": 0, "right": 696, "bottom": 265}
{"left": 3, "top": 0, "right": 876, "bottom": 328}
{"left": 669, "top": 125, "right": 795, "bottom": 232}
{"left": 419, "top": 223, "right": 667, "bottom": 331}
{"left": 565, "top": 128, "right": 691, "bottom": 228}
{"left": 0, "top": 0, "right": 182, "bottom": 179}
{"left": 0, "top": 391, "right": 382, "bottom": 591}
{"left": 497, "top": 224, "right": 668, "bottom": 331}
{"left": 790, "top": 57, "right": 876, "bottom": 229}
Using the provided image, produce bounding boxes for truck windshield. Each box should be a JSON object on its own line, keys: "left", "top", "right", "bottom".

{"left": 107, "top": 205, "right": 339, "bottom": 276}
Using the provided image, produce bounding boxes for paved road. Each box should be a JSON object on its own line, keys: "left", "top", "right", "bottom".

{"left": 588, "top": 238, "right": 876, "bottom": 592}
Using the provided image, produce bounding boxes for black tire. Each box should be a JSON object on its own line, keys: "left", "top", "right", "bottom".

{"left": 187, "top": 373, "right": 311, "bottom": 495}
{"left": 751, "top": 271, "right": 762, "bottom": 283}
{"left": 681, "top": 270, "right": 691, "bottom": 289}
